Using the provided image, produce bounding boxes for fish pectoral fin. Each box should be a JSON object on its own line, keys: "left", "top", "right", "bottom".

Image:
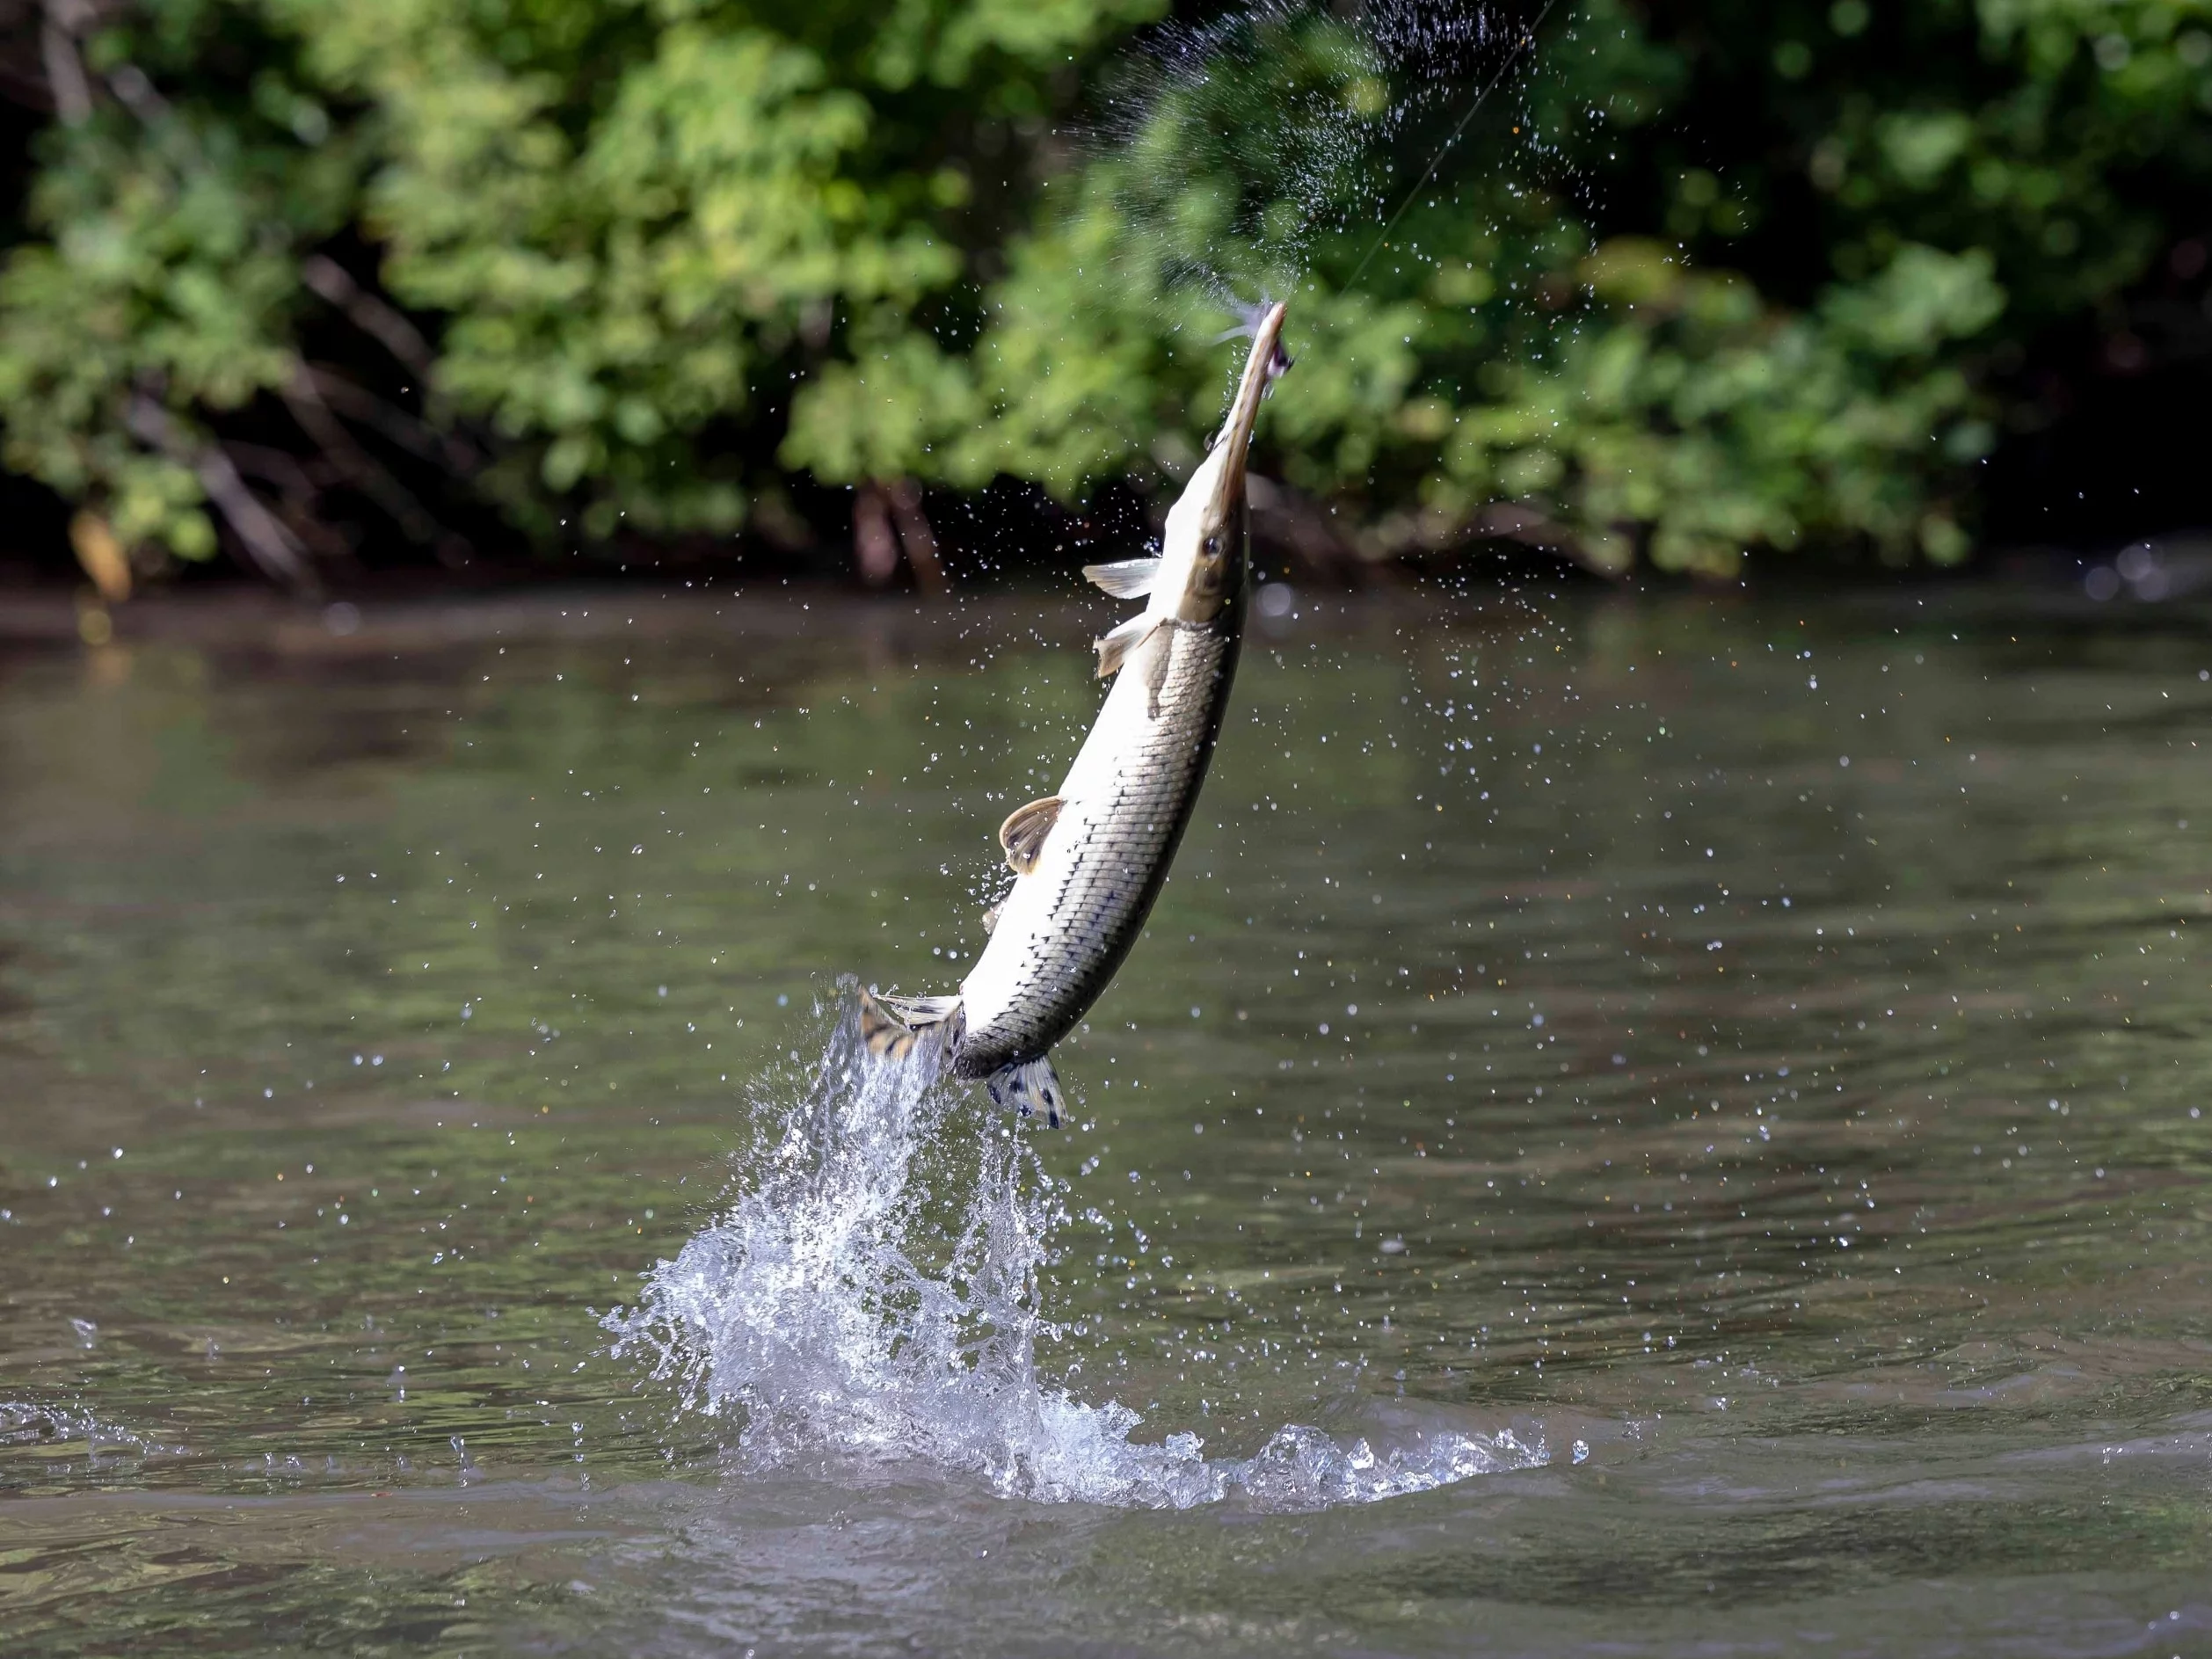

{"left": 1081, "top": 557, "right": 1164, "bottom": 600}
{"left": 998, "top": 795, "right": 1064, "bottom": 876}
{"left": 986, "top": 1057, "right": 1065, "bottom": 1129}
{"left": 981, "top": 902, "right": 1002, "bottom": 935}
{"left": 1094, "top": 613, "right": 1165, "bottom": 680}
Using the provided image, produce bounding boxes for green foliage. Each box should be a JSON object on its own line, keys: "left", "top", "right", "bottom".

{"left": 0, "top": 0, "right": 2202, "bottom": 579}
{"left": 0, "top": 18, "right": 363, "bottom": 560}
{"left": 0, "top": 0, "right": 1158, "bottom": 564}
{"left": 271, "top": 0, "right": 1162, "bottom": 539}
{"left": 866, "top": 0, "right": 2212, "bottom": 573}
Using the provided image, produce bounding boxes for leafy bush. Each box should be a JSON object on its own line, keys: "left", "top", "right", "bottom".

{"left": 0, "top": 0, "right": 1157, "bottom": 576}
{"left": 0, "top": 0, "right": 2204, "bottom": 583}
{"left": 847, "top": 0, "right": 2211, "bottom": 573}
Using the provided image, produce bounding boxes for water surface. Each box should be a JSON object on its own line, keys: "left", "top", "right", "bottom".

{"left": 4, "top": 583, "right": 2209, "bottom": 1655}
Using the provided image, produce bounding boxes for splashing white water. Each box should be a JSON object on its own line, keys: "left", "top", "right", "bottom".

{"left": 606, "top": 980, "right": 1545, "bottom": 1510}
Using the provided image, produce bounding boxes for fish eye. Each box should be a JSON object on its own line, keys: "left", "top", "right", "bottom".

{"left": 1203, "top": 536, "right": 1219, "bottom": 557}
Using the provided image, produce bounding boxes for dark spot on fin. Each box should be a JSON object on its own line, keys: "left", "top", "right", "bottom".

{"left": 998, "top": 795, "right": 1064, "bottom": 876}
{"left": 1095, "top": 612, "right": 1165, "bottom": 680}
{"left": 861, "top": 988, "right": 962, "bottom": 1060}
{"left": 986, "top": 1056, "right": 1065, "bottom": 1129}
{"left": 1082, "top": 557, "right": 1164, "bottom": 600}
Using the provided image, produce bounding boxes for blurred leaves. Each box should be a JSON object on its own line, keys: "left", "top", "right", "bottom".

{"left": 882, "top": 0, "right": 2208, "bottom": 574}
{"left": 0, "top": 0, "right": 1159, "bottom": 567}
{"left": 0, "top": 0, "right": 2201, "bottom": 579}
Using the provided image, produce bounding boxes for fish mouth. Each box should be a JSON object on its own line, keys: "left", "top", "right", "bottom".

{"left": 1208, "top": 301, "right": 1288, "bottom": 522}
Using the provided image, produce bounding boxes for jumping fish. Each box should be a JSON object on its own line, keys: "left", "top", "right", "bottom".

{"left": 862, "top": 302, "right": 1292, "bottom": 1125}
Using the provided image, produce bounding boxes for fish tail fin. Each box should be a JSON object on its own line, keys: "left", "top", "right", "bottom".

{"left": 859, "top": 987, "right": 963, "bottom": 1061}
{"left": 985, "top": 1056, "right": 1066, "bottom": 1129}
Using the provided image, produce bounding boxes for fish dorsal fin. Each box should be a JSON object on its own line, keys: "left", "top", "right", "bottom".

{"left": 998, "top": 795, "right": 1064, "bottom": 876}
{"left": 1094, "top": 613, "right": 1165, "bottom": 680}
{"left": 1081, "top": 557, "right": 1164, "bottom": 600}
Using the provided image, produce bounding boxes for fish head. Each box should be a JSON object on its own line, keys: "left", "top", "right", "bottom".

{"left": 1168, "top": 301, "right": 1289, "bottom": 624}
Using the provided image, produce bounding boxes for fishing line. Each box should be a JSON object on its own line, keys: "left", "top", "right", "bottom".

{"left": 1342, "top": 0, "right": 1563, "bottom": 293}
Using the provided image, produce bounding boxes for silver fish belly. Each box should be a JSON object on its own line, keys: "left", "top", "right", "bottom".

{"left": 951, "top": 585, "right": 1245, "bottom": 1080}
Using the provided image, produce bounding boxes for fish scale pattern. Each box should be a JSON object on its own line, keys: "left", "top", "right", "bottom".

{"left": 952, "top": 606, "right": 1243, "bottom": 1080}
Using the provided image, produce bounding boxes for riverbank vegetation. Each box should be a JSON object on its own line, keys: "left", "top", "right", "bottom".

{"left": 0, "top": 0, "right": 2204, "bottom": 593}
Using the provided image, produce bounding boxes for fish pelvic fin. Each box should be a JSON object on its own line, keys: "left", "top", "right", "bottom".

{"left": 986, "top": 1055, "right": 1066, "bottom": 1129}
{"left": 860, "top": 987, "right": 963, "bottom": 1060}
{"left": 1095, "top": 612, "right": 1166, "bottom": 680}
{"left": 1082, "top": 556, "right": 1164, "bottom": 600}
{"left": 998, "top": 794, "right": 1064, "bottom": 876}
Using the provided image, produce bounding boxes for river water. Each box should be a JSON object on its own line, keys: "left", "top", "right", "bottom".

{"left": 2, "top": 582, "right": 2208, "bottom": 1655}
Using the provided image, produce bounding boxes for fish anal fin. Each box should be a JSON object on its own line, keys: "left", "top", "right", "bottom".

{"left": 986, "top": 1056, "right": 1065, "bottom": 1129}
{"left": 862, "top": 988, "right": 962, "bottom": 1060}
{"left": 1081, "top": 557, "right": 1164, "bottom": 600}
{"left": 858, "top": 988, "right": 916, "bottom": 1059}
{"left": 1095, "top": 613, "right": 1165, "bottom": 680}
{"left": 998, "top": 795, "right": 1064, "bottom": 876}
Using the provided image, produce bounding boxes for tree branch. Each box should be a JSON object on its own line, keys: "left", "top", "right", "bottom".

{"left": 39, "top": 1, "right": 91, "bottom": 127}
{"left": 127, "top": 394, "right": 319, "bottom": 592}
{"left": 302, "top": 363, "right": 478, "bottom": 473}
{"left": 852, "top": 483, "right": 899, "bottom": 586}
{"left": 885, "top": 478, "right": 946, "bottom": 594}
{"left": 301, "top": 254, "right": 434, "bottom": 376}
{"left": 282, "top": 357, "right": 452, "bottom": 547}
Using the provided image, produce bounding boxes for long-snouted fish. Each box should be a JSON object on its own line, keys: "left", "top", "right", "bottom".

{"left": 862, "top": 302, "right": 1292, "bottom": 1125}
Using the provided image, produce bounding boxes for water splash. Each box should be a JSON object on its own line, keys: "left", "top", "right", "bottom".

{"left": 0, "top": 1400, "right": 185, "bottom": 1460}
{"left": 605, "top": 980, "right": 1546, "bottom": 1510}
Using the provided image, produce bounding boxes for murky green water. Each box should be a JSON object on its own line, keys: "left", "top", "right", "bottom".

{"left": 4, "top": 584, "right": 2211, "bottom": 1655}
